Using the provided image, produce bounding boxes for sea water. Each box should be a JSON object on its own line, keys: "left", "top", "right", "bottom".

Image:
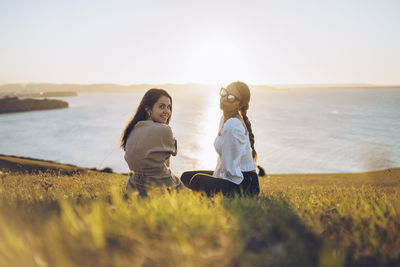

{"left": 1, "top": 87, "right": 399, "bottom": 175}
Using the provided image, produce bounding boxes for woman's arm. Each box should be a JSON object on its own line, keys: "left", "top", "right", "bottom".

{"left": 159, "top": 125, "right": 177, "bottom": 156}
{"left": 156, "top": 125, "right": 176, "bottom": 167}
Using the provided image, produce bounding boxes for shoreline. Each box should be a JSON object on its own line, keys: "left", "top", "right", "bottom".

{"left": 1, "top": 83, "right": 399, "bottom": 96}
{"left": 1, "top": 153, "right": 398, "bottom": 180}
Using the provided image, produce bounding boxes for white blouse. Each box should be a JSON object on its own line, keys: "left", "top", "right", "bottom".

{"left": 213, "top": 116, "right": 257, "bottom": 184}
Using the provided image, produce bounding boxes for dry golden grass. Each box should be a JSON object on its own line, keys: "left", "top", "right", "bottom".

{"left": 0, "top": 158, "right": 399, "bottom": 267}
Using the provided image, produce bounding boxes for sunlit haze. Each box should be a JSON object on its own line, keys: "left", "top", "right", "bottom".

{"left": 1, "top": 0, "right": 399, "bottom": 85}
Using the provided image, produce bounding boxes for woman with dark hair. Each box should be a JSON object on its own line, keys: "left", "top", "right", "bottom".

{"left": 121, "top": 88, "right": 182, "bottom": 197}
{"left": 181, "top": 81, "right": 262, "bottom": 196}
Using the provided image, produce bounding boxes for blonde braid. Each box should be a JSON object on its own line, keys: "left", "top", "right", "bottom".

{"left": 240, "top": 108, "right": 257, "bottom": 161}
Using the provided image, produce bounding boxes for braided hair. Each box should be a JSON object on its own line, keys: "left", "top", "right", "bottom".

{"left": 227, "top": 81, "right": 258, "bottom": 161}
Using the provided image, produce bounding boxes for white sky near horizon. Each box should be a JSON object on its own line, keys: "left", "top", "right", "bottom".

{"left": 0, "top": 0, "right": 399, "bottom": 85}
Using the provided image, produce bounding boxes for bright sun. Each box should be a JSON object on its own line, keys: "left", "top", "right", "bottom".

{"left": 184, "top": 38, "right": 250, "bottom": 84}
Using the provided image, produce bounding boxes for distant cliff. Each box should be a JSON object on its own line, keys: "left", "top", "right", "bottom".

{"left": 0, "top": 97, "right": 68, "bottom": 114}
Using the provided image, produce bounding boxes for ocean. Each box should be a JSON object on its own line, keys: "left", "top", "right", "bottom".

{"left": 1, "top": 87, "right": 399, "bottom": 175}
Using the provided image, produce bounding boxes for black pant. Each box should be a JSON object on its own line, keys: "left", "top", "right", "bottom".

{"left": 181, "top": 170, "right": 260, "bottom": 197}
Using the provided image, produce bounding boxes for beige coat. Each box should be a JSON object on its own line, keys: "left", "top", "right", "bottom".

{"left": 124, "top": 120, "right": 180, "bottom": 191}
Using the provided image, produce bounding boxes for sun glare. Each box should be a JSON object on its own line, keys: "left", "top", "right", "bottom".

{"left": 184, "top": 38, "right": 250, "bottom": 84}
{"left": 195, "top": 92, "right": 221, "bottom": 170}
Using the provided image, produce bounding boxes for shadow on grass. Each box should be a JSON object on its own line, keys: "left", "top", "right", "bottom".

{"left": 223, "top": 195, "right": 400, "bottom": 267}
{"left": 222, "top": 196, "right": 322, "bottom": 267}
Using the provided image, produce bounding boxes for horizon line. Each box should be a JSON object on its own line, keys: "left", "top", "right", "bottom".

{"left": 1, "top": 82, "right": 400, "bottom": 87}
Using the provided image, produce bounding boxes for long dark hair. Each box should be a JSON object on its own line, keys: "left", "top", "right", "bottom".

{"left": 227, "top": 81, "right": 258, "bottom": 161}
{"left": 120, "top": 88, "right": 172, "bottom": 150}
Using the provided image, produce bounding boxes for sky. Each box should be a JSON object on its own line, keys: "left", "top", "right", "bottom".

{"left": 0, "top": 0, "right": 399, "bottom": 85}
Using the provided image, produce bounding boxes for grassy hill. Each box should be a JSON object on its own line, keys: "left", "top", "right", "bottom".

{"left": 0, "top": 154, "right": 88, "bottom": 175}
{"left": 0, "top": 155, "right": 399, "bottom": 266}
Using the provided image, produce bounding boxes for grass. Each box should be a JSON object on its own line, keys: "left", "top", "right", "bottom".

{"left": 0, "top": 156, "right": 399, "bottom": 267}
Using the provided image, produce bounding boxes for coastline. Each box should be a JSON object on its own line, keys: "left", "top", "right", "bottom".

{"left": 1, "top": 83, "right": 399, "bottom": 96}
{"left": 1, "top": 154, "right": 398, "bottom": 186}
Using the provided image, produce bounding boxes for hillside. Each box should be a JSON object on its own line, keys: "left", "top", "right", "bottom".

{"left": 0, "top": 97, "right": 68, "bottom": 114}
{"left": 0, "top": 154, "right": 399, "bottom": 266}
